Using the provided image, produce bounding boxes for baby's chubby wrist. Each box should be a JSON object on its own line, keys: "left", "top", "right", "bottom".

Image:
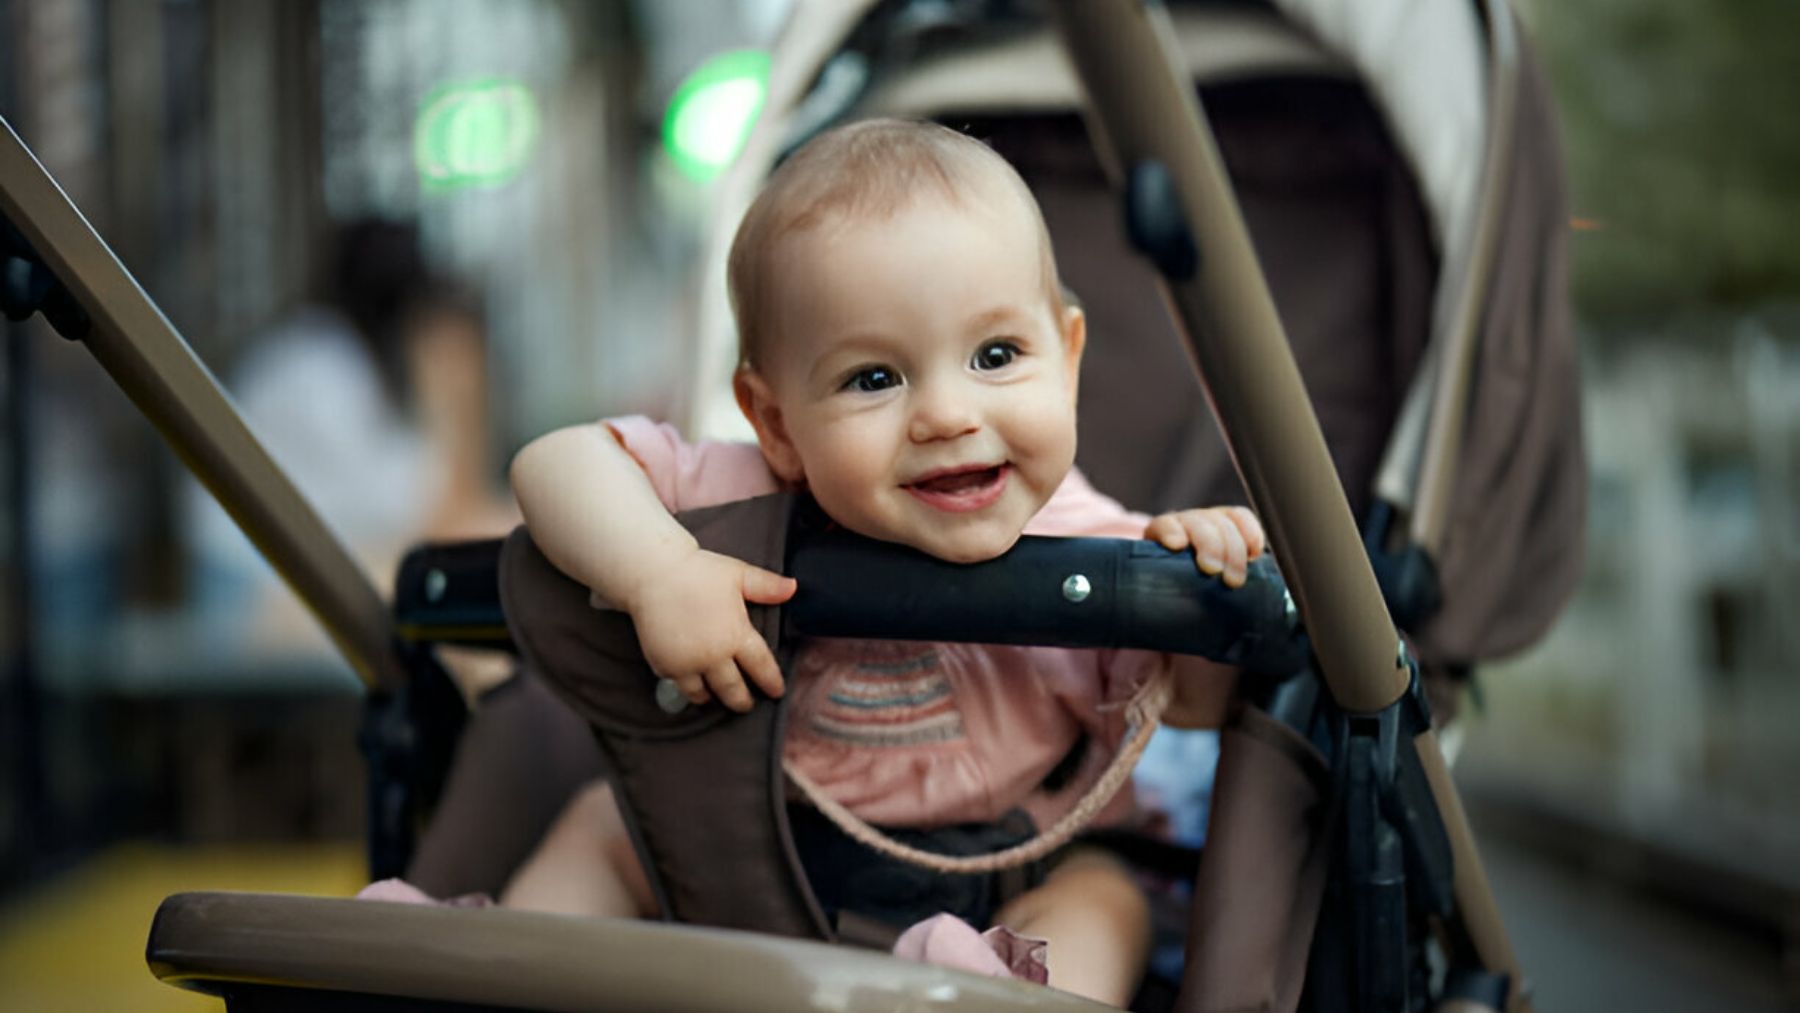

{"left": 607, "top": 528, "right": 703, "bottom": 614}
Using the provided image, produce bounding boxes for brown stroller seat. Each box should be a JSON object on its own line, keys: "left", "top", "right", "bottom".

{"left": 404, "top": 0, "right": 1584, "bottom": 908}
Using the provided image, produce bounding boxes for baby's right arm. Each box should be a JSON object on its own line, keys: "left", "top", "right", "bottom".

{"left": 510, "top": 424, "right": 794, "bottom": 711}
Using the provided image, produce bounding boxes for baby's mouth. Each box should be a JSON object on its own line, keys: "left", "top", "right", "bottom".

{"left": 903, "top": 464, "right": 1010, "bottom": 513}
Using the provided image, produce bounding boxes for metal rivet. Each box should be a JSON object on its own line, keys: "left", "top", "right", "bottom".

{"left": 655, "top": 679, "right": 689, "bottom": 715}
{"left": 1062, "top": 573, "right": 1092, "bottom": 603}
{"left": 424, "top": 568, "right": 448, "bottom": 603}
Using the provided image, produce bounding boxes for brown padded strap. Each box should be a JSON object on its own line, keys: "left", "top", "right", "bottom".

{"left": 498, "top": 492, "right": 831, "bottom": 941}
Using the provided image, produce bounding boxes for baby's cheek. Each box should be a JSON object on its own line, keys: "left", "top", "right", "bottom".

{"left": 1015, "top": 403, "right": 1079, "bottom": 475}
{"left": 805, "top": 433, "right": 891, "bottom": 515}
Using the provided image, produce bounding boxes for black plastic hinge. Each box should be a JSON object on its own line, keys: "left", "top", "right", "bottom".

{"left": 1124, "top": 160, "right": 1199, "bottom": 281}
{"left": 2, "top": 216, "right": 90, "bottom": 340}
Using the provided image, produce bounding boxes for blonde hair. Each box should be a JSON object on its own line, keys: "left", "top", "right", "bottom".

{"left": 727, "top": 118, "right": 1065, "bottom": 368}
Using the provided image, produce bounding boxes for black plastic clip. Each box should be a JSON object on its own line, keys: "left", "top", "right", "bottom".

{"left": 359, "top": 641, "right": 469, "bottom": 881}
{"left": 2, "top": 216, "right": 91, "bottom": 340}
{"left": 1123, "top": 160, "right": 1199, "bottom": 281}
{"left": 1363, "top": 500, "right": 1442, "bottom": 633}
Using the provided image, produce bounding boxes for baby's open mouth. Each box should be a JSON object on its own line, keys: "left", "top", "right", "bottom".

{"left": 904, "top": 464, "right": 1010, "bottom": 512}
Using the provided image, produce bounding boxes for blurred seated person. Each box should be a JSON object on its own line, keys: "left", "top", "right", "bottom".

{"left": 185, "top": 218, "right": 516, "bottom": 690}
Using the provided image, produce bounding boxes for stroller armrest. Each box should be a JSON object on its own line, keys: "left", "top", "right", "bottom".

{"left": 394, "top": 538, "right": 513, "bottom": 649}
{"left": 395, "top": 527, "right": 1306, "bottom": 672}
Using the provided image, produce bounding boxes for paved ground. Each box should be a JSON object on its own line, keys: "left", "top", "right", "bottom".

{"left": 0, "top": 842, "right": 366, "bottom": 1012}
{"left": 1480, "top": 832, "right": 1792, "bottom": 1011}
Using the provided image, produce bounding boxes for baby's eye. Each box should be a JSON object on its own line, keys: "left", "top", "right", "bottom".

{"left": 843, "top": 365, "right": 900, "bottom": 393}
{"left": 971, "top": 340, "right": 1021, "bottom": 371}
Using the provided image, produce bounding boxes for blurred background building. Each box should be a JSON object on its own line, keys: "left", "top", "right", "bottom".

{"left": 0, "top": 0, "right": 1796, "bottom": 1009}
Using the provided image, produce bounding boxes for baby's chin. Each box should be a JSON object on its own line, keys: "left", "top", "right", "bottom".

{"left": 818, "top": 497, "right": 1038, "bottom": 563}
{"left": 894, "top": 525, "right": 1024, "bottom": 564}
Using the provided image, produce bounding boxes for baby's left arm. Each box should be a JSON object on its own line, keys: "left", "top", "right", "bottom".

{"left": 1142, "top": 506, "right": 1267, "bottom": 728}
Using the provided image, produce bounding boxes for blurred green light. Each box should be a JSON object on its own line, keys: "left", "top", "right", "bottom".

{"left": 415, "top": 77, "right": 540, "bottom": 192}
{"left": 663, "top": 50, "right": 770, "bottom": 182}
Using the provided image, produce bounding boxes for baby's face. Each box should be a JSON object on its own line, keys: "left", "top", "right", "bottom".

{"left": 740, "top": 189, "right": 1083, "bottom": 562}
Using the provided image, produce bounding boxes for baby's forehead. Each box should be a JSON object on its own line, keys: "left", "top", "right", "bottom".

{"left": 766, "top": 235, "right": 1056, "bottom": 356}
{"left": 775, "top": 177, "right": 1041, "bottom": 262}
{"left": 732, "top": 131, "right": 1062, "bottom": 368}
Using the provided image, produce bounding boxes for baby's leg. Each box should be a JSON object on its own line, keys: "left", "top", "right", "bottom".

{"left": 992, "top": 846, "right": 1150, "bottom": 1006}
{"left": 500, "top": 780, "right": 659, "bottom": 919}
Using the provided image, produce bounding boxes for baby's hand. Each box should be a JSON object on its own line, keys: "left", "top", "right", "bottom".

{"left": 1144, "top": 506, "right": 1266, "bottom": 588}
{"left": 625, "top": 548, "right": 796, "bottom": 712}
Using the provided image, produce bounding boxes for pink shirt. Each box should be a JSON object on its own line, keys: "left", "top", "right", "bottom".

{"left": 607, "top": 416, "right": 1170, "bottom": 829}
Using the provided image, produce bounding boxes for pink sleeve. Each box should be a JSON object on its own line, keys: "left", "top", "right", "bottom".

{"left": 602, "top": 415, "right": 781, "bottom": 513}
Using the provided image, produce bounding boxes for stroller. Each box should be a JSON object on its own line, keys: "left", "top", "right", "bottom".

{"left": 0, "top": 0, "right": 1582, "bottom": 1010}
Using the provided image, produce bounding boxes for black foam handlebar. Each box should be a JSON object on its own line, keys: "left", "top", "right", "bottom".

{"left": 784, "top": 532, "right": 1308, "bottom": 674}
{"left": 395, "top": 530, "right": 1312, "bottom": 675}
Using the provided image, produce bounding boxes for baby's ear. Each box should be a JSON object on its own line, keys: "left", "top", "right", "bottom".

{"left": 1060, "top": 305, "right": 1087, "bottom": 402}
{"left": 733, "top": 367, "right": 805, "bottom": 482}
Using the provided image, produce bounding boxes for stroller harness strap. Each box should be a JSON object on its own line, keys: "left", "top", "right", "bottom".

{"left": 498, "top": 493, "right": 832, "bottom": 941}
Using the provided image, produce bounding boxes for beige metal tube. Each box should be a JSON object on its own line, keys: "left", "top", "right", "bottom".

{"left": 1416, "top": 729, "right": 1532, "bottom": 1013}
{"left": 1047, "top": 0, "right": 1405, "bottom": 713}
{"left": 1046, "top": 4, "right": 1531, "bottom": 1005}
{"left": 0, "top": 117, "right": 401, "bottom": 691}
{"left": 1408, "top": 0, "right": 1521, "bottom": 555}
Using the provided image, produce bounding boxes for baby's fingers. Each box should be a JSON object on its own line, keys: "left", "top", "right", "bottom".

{"left": 1145, "top": 514, "right": 1191, "bottom": 552}
{"left": 1225, "top": 506, "right": 1267, "bottom": 558}
{"left": 740, "top": 564, "right": 798, "bottom": 606}
{"left": 1183, "top": 515, "right": 1226, "bottom": 577}
{"left": 735, "top": 631, "right": 786, "bottom": 702}
{"left": 1183, "top": 514, "right": 1250, "bottom": 587}
{"left": 703, "top": 659, "right": 755, "bottom": 713}
{"left": 1212, "top": 517, "right": 1250, "bottom": 587}
{"left": 669, "top": 673, "right": 712, "bottom": 707}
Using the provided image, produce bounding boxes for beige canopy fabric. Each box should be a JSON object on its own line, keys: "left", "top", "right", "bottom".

{"left": 1414, "top": 48, "right": 1585, "bottom": 664}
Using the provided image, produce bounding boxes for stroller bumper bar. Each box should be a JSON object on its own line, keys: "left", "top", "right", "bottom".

{"left": 395, "top": 527, "right": 1310, "bottom": 675}
{"left": 786, "top": 529, "right": 1308, "bottom": 673}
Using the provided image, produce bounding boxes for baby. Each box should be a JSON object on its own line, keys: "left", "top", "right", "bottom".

{"left": 505, "top": 118, "right": 1264, "bottom": 1005}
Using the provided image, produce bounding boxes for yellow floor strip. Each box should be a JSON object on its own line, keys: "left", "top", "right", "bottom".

{"left": 0, "top": 841, "right": 366, "bottom": 1012}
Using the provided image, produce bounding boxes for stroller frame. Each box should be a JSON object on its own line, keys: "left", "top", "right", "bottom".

{"left": 0, "top": 1, "right": 1533, "bottom": 1010}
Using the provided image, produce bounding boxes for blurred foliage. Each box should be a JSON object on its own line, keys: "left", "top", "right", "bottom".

{"left": 1520, "top": 0, "right": 1800, "bottom": 325}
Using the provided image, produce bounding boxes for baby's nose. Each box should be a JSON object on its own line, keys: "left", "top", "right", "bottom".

{"left": 907, "top": 386, "right": 980, "bottom": 442}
